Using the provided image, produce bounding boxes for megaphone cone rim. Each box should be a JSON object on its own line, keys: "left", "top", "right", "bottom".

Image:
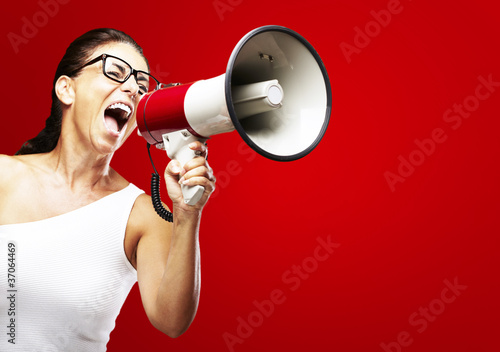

{"left": 225, "top": 25, "right": 332, "bottom": 162}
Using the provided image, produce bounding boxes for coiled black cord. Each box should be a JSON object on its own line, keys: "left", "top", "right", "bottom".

{"left": 151, "top": 172, "right": 173, "bottom": 222}
{"left": 148, "top": 143, "right": 173, "bottom": 222}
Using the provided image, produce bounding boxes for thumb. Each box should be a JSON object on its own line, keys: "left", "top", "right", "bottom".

{"left": 165, "top": 159, "right": 182, "bottom": 178}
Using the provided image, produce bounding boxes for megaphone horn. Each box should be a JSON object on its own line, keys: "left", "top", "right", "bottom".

{"left": 137, "top": 25, "right": 332, "bottom": 211}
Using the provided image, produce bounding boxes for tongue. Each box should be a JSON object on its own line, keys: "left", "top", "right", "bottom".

{"left": 104, "top": 115, "right": 119, "bottom": 132}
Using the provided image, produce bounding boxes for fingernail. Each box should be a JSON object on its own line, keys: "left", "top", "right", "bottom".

{"left": 189, "top": 142, "right": 197, "bottom": 148}
{"left": 172, "top": 165, "right": 180, "bottom": 173}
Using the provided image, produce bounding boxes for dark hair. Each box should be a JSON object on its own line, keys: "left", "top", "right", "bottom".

{"left": 16, "top": 28, "right": 147, "bottom": 155}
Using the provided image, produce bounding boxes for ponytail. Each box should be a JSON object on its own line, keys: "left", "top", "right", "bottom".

{"left": 16, "top": 89, "right": 62, "bottom": 155}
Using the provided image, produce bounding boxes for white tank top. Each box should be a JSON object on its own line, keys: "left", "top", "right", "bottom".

{"left": 0, "top": 184, "right": 144, "bottom": 351}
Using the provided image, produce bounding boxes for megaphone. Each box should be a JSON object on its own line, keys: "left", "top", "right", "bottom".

{"left": 137, "top": 25, "right": 331, "bottom": 212}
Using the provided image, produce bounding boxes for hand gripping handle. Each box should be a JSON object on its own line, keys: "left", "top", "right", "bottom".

{"left": 162, "top": 130, "right": 208, "bottom": 205}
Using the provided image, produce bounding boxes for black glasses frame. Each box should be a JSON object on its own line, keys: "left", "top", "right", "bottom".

{"left": 69, "top": 53, "right": 160, "bottom": 95}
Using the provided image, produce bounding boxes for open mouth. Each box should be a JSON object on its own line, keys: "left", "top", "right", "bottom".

{"left": 104, "top": 102, "right": 132, "bottom": 134}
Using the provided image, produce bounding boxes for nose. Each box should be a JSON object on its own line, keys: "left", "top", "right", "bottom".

{"left": 120, "top": 74, "right": 140, "bottom": 97}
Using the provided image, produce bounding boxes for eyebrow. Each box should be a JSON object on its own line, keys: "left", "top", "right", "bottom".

{"left": 136, "top": 73, "right": 150, "bottom": 83}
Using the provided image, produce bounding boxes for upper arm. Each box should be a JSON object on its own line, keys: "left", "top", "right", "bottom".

{"left": 127, "top": 194, "right": 173, "bottom": 324}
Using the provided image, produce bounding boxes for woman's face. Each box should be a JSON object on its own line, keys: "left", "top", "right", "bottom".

{"left": 68, "top": 42, "right": 150, "bottom": 156}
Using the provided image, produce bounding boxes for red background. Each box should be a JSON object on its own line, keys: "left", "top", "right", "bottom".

{"left": 1, "top": 0, "right": 499, "bottom": 351}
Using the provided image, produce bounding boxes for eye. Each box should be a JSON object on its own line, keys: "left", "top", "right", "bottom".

{"left": 105, "top": 61, "right": 128, "bottom": 81}
{"left": 107, "top": 70, "right": 123, "bottom": 79}
{"left": 136, "top": 76, "right": 150, "bottom": 94}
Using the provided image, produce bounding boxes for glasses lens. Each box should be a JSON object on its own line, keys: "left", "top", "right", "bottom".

{"left": 104, "top": 56, "right": 131, "bottom": 82}
{"left": 136, "top": 72, "right": 159, "bottom": 95}
{"left": 104, "top": 56, "right": 159, "bottom": 95}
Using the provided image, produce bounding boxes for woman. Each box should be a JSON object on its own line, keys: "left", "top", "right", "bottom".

{"left": 0, "top": 28, "right": 215, "bottom": 350}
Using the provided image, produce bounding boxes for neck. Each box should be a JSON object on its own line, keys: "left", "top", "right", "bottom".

{"left": 45, "top": 136, "right": 115, "bottom": 192}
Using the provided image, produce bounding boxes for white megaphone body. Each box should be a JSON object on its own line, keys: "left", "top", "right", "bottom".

{"left": 137, "top": 25, "right": 331, "bottom": 208}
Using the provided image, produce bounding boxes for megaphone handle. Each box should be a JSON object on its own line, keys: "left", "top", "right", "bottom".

{"left": 162, "top": 131, "right": 208, "bottom": 206}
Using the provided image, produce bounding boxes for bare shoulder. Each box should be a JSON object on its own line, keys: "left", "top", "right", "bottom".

{"left": 0, "top": 154, "right": 30, "bottom": 186}
{"left": 0, "top": 153, "right": 44, "bottom": 171}
{"left": 0, "top": 154, "right": 23, "bottom": 170}
{"left": 0, "top": 153, "right": 57, "bottom": 190}
{"left": 0, "top": 154, "right": 36, "bottom": 224}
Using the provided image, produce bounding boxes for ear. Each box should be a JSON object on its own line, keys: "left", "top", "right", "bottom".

{"left": 55, "top": 75, "right": 75, "bottom": 105}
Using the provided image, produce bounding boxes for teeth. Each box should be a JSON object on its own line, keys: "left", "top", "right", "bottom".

{"left": 107, "top": 103, "right": 131, "bottom": 118}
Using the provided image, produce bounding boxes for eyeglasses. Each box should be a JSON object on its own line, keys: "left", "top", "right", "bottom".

{"left": 70, "top": 53, "right": 160, "bottom": 95}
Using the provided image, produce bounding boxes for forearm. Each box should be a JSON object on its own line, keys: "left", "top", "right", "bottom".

{"left": 150, "top": 141, "right": 213, "bottom": 336}
{"left": 153, "top": 208, "right": 202, "bottom": 337}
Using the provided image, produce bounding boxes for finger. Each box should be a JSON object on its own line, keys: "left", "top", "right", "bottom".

{"left": 182, "top": 155, "right": 209, "bottom": 174}
{"left": 179, "top": 165, "right": 213, "bottom": 186}
{"left": 189, "top": 140, "right": 207, "bottom": 153}
{"left": 189, "top": 141, "right": 208, "bottom": 159}
{"left": 180, "top": 174, "right": 216, "bottom": 192}
{"left": 165, "top": 159, "right": 182, "bottom": 178}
